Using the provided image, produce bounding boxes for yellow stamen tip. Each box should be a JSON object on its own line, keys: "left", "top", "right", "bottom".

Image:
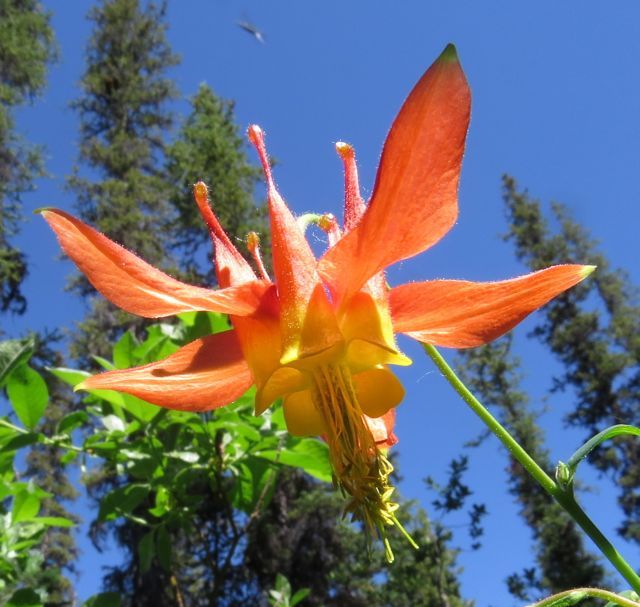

{"left": 318, "top": 213, "right": 337, "bottom": 233}
{"left": 247, "top": 124, "right": 263, "bottom": 145}
{"left": 193, "top": 181, "right": 209, "bottom": 204}
{"left": 246, "top": 231, "right": 260, "bottom": 252}
{"left": 335, "top": 141, "right": 354, "bottom": 160}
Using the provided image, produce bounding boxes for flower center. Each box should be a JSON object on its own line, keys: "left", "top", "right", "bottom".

{"left": 310, "top": 364, "right": 416, "bottom": 561}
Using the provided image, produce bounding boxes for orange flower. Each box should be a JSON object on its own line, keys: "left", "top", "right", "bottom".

{"left": 41, "top": 45, "right": 593, "bottom": 555}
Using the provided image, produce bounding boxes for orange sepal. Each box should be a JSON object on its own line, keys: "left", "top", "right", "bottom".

{"left": 248, "top": 126, "right": 342, "bottom": 363}
{"left": 76, "top": 330, "right": 253, "bottom": 411}
{"left": 320, "top": 44, "right": 471, "bottom": 303}
{"left": 41, "top": 208, "right": 268, "bottom": 317}
{"left": 390, "top": 265, "right": 595, "bottom": 348}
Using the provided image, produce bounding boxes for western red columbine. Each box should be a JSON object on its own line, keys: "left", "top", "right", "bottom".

{"left": 41, "top": 44, "right": 593, "bottom": 559}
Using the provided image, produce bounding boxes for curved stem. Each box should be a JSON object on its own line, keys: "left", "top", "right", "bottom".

{"left": 566, "top": 425, "right": 640, "bottom": 477}
{"left": 423, "top": 344, "right": 640, "bottom": 595}
{"left": 526, "top": 587, "right": 640, "bottom": 607}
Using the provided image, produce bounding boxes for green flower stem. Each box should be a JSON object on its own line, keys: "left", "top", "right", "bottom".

{"left": 422, "top": 344, "right": 640, "bottom": 595}
{"left": 526, "top": 587, "right": 640, "bottom": 607}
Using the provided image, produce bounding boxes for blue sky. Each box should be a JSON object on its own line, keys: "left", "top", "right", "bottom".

{"left": 5, "top": 1, "right": 640, "bottom": 604}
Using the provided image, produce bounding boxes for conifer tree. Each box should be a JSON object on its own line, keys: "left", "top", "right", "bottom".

{"left": 455, "top": 336, "right": 605, "bottom": 602}
{"left": 64, "top": 0, "right": 180, "bottom": 600}
{"left": 0, "top": 3, "right": 78, "bottom": 602}
{"left": 0, "top": 0, "right": 56, "bottom": 315}
{"left": 165, "top": 83, "right": 268, "bottom": 283}
{"left": 245, "top": 470, "right": 469, "bottom": 607}
{"left": 68, "top": 0, "right": 179, "bottom": 361}
{"left": 502, "top": 175, "right": 640, "bottom": 545}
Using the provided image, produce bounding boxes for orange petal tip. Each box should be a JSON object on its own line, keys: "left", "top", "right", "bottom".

{"left": 580, "top": 265, "right": 597, "bottom": 278}
{"left": 34, "top": 207, "right": 54, "bottom": 215}
{"left": 438, "top": 43, "right": 459, "bottom": 64}
{"left": 74, "top": 380, "right": 88, "bottom": 392}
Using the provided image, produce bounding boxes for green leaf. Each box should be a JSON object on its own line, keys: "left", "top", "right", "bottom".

{"left": 258, "top": 438, "right": 332, "bottom": 483}
{"left": 166, "top": 450, "right": 199, "bottom": 463}
{"left": 32, "top": 516, "right": 75, "bottom": 527}
{"left": 179, "top": 311, "right": 229, "bottom": 341}
{"left": 6, "top": 365, "right": 49, "bottom": 429}
{"left": 47, "top": 366, "right": 91, "bottom": 387}
{"left": 148, "top": 485, "right": 170, "bottom": 517}
{"left": 12, "top": 490, "right": 41, "bottom": 522}
{"left": 57, "top": 410, "right": 90, "bottom": 434}
{"left": 92, "top": 355, "right": 116, "bottom": 370}
{"left": 60, "top": 450, "right": 79, "bottom": 465}
{"left": 0, "top": 431, "right": 41, "bottom": 453}
{"left": 82, "top": 592, "right": 122, "bottom": 607}
{"left": 113, "top": 331, "right": 137, "bottom": 369}
{"left": 290, "top": 588, "right": 311, "bottom": 606}
{"left": 6, "top": 587, "right": 43, "bottom": 607}
{"left": 132, "top": 325, "right": 179, "bottom": 362}
{"left": 0, "top": 337, "right": 34, "bottom": 387}
{"left": 138, "top": 529, "right": 155, "bottom": 573}
{"left": 99, "top": 484, "right": 150, "bottom": 521}
{"left": 102, "top": 414, "right": 126, "bottom": 433}
{"left": 231, "top": 457, "right": 276, "bottom": 513}
{"left": 156, "top": 525, "right": 171, "bottom": 570}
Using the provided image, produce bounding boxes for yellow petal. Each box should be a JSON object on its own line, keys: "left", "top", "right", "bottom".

{"left": 353, "top": 367, "right": 405, "bottom": 419}
{"left": 255, "top": 366, "right": 309, "bottom": 415}
{"left": 283, "top": 390, "right": 327, "bottom": 436}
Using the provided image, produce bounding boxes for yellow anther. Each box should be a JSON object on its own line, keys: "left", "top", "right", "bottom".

{"left": 246, "top": 231, "right": 260, "bottom": 252}
{"left": 193, "top": 181, "right": 208, "bottom": 204}
{"left": 246, "top": 230, "right": 270, "bottom": 281}
{"left": 335, "top": 141, "right": 355, "bottom": 160}
{"left": 318, "top": 213, "right": 337, "bottom": 233}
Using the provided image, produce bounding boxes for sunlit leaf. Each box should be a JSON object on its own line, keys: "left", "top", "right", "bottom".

{"left": 6, "top": 365, "right": 48, "bottom": 430}
{"left": 0, "top": 337, "right": 34, "bottom": 387}
{"left": 113, "top": 331, "right": 137, "bottom": 369}
{"left": 257, "top": 437, "right": 332, "bottom": 483}
{"left": 12, "top": 490, "right": 40, "bottom": 522}
{"left": 31, "top": 516, "right": 75, "bottom": 527}
{"left": 47, "top": 366, "right": 91, "bottom": 387}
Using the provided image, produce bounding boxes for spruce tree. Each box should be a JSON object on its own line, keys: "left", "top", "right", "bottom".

{"left": 0, "top": 0, "right": 56, "bottom": 315}
{"left": 455, "top": 336, "right": 605, "bottom": 602}
{"left": 65, "top": 0, "right": 180, "bottom": 600}
{"left": 68, "top": 0, "right": 179, "bottom": 361}
{"left": 502, "top": 175, "right": 640, "bottom": 545}
{"left": 244, "top": 470, "right": 468, "bottom": 607}
{"left": 165, "top": 83, "right": 268, "bottom": 283}
{"left": 0, "top": 3, "right": 78, "bottom": 602}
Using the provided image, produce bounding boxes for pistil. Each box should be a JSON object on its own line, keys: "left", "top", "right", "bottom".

{"left": 310, "top": 364, "right": 417, "bottom": 561}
